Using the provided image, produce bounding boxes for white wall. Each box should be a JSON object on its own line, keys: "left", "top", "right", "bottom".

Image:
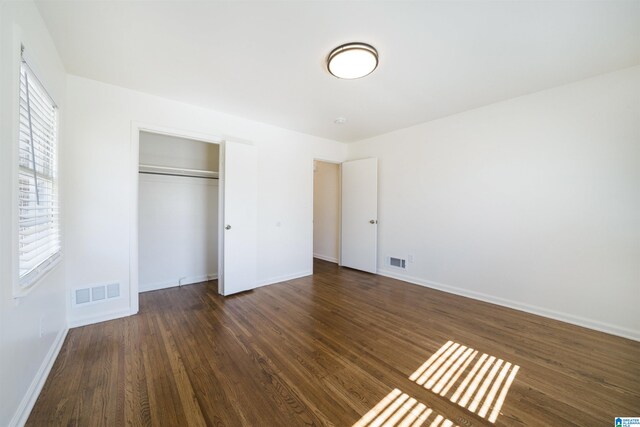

{"left": 139, "top": 131, "right": 219, "bottom": 171}
{"left": 0, "top": 1, "right": 68, "bottom": 425}
{"left": 63, "top": 75, "right": 347, "bottom": 326}
{"left": 139, "top": 174, "right": 219, "bottom": 292}
{"left": 313, "top": 161, "right": 340, "bottom": 263}
{"left": 348, "top": 66, "right": 640, "bottom": 340}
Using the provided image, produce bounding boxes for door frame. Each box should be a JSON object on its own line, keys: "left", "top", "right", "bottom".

{"left": 129, "top": 122, "right": 225, "bottom": 314}
{"left": 310, "top": 158, "right": 342, "bottom": 272}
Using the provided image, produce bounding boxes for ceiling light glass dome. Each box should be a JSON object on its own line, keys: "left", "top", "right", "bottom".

{"left": 327, "top": 43, "right": 378, "bottom": 79}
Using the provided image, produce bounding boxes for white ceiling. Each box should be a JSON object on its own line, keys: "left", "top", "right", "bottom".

{"left": 35, "top": 1, "right": 640, "bottom": 142}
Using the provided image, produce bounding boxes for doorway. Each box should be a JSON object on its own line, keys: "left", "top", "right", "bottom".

{"left": 137, "top": 131, "right": 220, "bottom": 293}
{"left": 130, "top": 124, "right": 259, "bottom": 313}
{"left": 313, "top": 160, "right": 341, "bottom": 267}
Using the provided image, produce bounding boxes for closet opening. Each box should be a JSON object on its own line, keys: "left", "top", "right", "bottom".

{"left": 137, "top": 131, "right": 220, "bottom": 294}
{"left": 312, "top": 160, "right": 340, "bottom": 270}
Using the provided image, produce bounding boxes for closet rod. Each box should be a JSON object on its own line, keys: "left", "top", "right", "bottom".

{"left": 139, "top": 171, "right": 218, "bottom": 180}
{"left": 138, "top": 164, "right": 219, "bottom": 179}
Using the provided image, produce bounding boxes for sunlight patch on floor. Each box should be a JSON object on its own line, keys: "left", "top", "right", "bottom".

{"left": 409, "top": 341, "right": 519, "bottom": 423}
{"left": 353, "top": 388, "right": 457, "bottom": 427}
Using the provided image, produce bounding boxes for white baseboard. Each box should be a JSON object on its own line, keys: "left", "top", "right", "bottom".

{"left": 313, "top": 253, "right": 339, "bottom": 263}
{"left": 68, "top": 307, "right": 133, "bottom": 329}
{"left": 139, "top": 273, "right": 218, "bottom": 293}
{"left": 9, "top": 327, "right": 68, "bottom": 427}
{"left": 257, "top": 270, "right": 312, "bottom": 288}
{"left": 378, "top": 269, "right": 640, "bottom": 342}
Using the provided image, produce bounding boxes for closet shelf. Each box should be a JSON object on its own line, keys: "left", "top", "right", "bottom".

{"left": 139, "top": 164, "right": 219, "bottom": 179}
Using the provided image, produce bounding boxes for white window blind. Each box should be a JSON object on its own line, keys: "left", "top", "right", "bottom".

{"left": 18, "top": 59, "right": 60, "bottom": 287}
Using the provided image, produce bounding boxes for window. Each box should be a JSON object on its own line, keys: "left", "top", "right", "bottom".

{"left": 18, "top": 59, "right": 60, "bottom": 287}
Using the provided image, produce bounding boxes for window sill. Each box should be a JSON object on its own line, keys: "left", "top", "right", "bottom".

{"left": 13, "top": 254, "right": 63, "bottom": 299}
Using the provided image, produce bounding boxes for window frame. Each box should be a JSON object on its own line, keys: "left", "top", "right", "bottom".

{"left": 14, "top": 47, "right": 62, "bottom": 295}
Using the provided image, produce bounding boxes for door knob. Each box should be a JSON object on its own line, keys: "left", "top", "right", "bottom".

{"left": 369, "top": 219, "right": 377, "bottom": 224}
{"left": 225, "top": 225, "right": 231, "bottom": 230}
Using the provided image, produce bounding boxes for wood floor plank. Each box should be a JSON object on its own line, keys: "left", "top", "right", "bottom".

{"left": 123, "top": 314, "right": 152, "bottom": 426}
{"left": 155, "top": 314, "right": 207, "bottom": 427}
{"left": 27, "top": 259, "right": 640, "bottom": 426}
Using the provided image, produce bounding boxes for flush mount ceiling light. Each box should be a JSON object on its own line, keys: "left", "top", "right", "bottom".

{"left": 327, "top": 42, "right": 378, "bottom": 79}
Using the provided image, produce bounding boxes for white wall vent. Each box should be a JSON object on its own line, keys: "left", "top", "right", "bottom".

{"left": 75, "top": 288, "right": 90, "bottom": 305}
{"left": 73, "top": 283, "right": 120, "bottom": 307}
{"left": 107, "top": 283, "right": 120, "bottom": 298}
{"left": 388, "top": 257, "right": 407, "bottom": 269}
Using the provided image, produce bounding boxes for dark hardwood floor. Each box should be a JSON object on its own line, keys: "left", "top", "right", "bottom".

{"left": 28, "top": 259, "right": 640, "bottom": 426}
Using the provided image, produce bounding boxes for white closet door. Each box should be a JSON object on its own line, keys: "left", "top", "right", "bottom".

{"left": 341, "top": 158, "right": 378, "bottom": 273}
{"left": 220, "top": 141, "right": 258, "bottom": 295}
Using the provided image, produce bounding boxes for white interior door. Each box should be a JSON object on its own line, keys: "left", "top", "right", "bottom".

{"left": 341, "top": 158, "right": 378, "bottom": 273}
{"left": 220, "top": 141, "right": 257, "bottom": 295}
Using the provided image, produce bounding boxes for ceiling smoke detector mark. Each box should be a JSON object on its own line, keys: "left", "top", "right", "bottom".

{"left": 334, "top": 117, "right": 347, "bottom": 125}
